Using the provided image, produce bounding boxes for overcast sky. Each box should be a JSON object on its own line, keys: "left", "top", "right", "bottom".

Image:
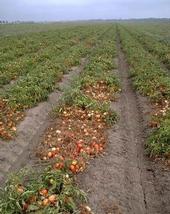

{"left": 0, "top": 0, "right": 170, "bottom": 21}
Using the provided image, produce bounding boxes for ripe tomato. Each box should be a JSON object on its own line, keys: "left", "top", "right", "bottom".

{"left": 48, "top": 194, "right": 57, "bottom": 204}
{"left": 47, "top": 152, "right": 53, "bottom": 158}
{"left": 39, "top": 189, "right": 48, "bottom": 196}
{"left": 54, "top": 162, "right": 64, "bottom": 169}
{"left": 86, "top": 146, "right": 91, "bottom": 154}
{"left": 75, "top": 164, "right": 80, "bottom": 172}
{"left": 80, "top": 148, "right": 85, "bottom": 153}
{"left": 77, "top": 143, "right": 83, "bottom": 149}
{"left": 94, "top": 143, "right": 99, "bottom": 151}
{"left": 54, "top": 163, "right": 60, "bottom": 169}
{"left": 42, "top": 198, "right": 49, "bottom": 206}
{"left": 70, "top": 164, "right": 76, "bottom": 173}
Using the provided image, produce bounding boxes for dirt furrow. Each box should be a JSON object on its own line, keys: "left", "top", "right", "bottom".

{"left": 0, "top": 59, "right": 87, "bottom": 186}
{"left": 116, "top": 36, "right": 170, "bottom": 214}
{"left": 77, "top": 37, "right": 170, "bottom": 213}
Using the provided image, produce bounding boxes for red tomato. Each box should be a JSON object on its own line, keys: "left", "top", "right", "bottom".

{"left": 94, "top": 144, "right": 99, "bottom": 151}
{"left": 70, "top": 164, "right": 76, "bottom": 173}
{"left": 77, "top": 143, "right": 83, "bottom": 149}
{"left": 48, "top": 195, "right": 57, "bottom": 204}
{"left": 39, "top": 189, "right": 48, "bottom": 196}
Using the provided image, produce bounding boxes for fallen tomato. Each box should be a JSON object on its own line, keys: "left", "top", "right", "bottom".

{"left": 47, "top": 152, "right": 53, "bottom": 158}
{"left": 48, "top": 194, "right": 57, "bottom": 204}
{"left": 42, "top": 198, "right": 50, "bottom": 206}
{"left": 39, "top": 189, "right": 48, "bottom": 197}
{"left": 70, "top": 164, "right": 76, "bottom": 173}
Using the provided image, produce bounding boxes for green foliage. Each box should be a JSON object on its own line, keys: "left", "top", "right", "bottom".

{"left": 119, "top": 26, "right": 170, "bottom": 102}
{"left": 2, "top": 25, "right": 107, "bottom": 109}
{"left": 147, "top": 111, "right": 170, "bottom": 157}
{"left": 56, "top": 28, "right": 120, "bottom": 126}
{"left": 122, "top": 23, "right": 170, "bottom": 69}
{"left": 118, "top": 25, "right": 170, "bottom": 157}
{"left": 0, "top": 168, "right": 86, "bottom": 214}
{"left": 0, "top": 24, "right": 120, "bottom": 213}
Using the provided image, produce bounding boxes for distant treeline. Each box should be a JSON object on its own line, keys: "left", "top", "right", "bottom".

{"left": 0, "top": 21, "right": 9, "bottom": 24}
{"left": 0, "top": 21, "right": 35, "bottom": 24}
{"left": 0, "top": 18, "right": 170, "bottom": 24}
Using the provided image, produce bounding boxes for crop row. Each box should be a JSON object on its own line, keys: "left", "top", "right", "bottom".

{"left": 122, "top": 21, "right": 170, "bottom": 43}
{"left": 118, "top": 26, "right": 170, "bottom": 158}
{"left": 3, "top": 25, "right": 111, "bottom": 109}
{"left": 0, "top": 25, "right": 103, "bottom": 87}
{"left": 121, "top": 25, "right": 170, "bottom": 70}
{"left": 0, "top": 25, "right": 92, "bottom": 60}
{"left": 0, "top": 25, "right": 112, "bottom": 140}
{"left": 0, "top": 22, "right": 88, "bottom": 37}
{"left": 0, "top": 27, "right": 120, "bottom": 213}
{"left": 0, "top": 28, "right": 69, "bottom": 65}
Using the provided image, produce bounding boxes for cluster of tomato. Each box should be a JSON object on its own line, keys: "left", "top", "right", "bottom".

{"left": 39, "top": 107, "right": 107, "bottom": 175}
{"left": 16, "top": 183, "right": 58, "bottom": 211}
{"left": 39, "top": 189, "right": 57, "bottom": 207}
{"left": 0, "top": 99, "right": 24, "bottom": 140}
{"left": 83, "top": 81, "right": 113, "bottom": 102}
{"left": 33, "top": 78, "right": 115, "bottom": 213}
{"left": 149, "top": 99, "right": 169, "bottom": 128}
{"left": 16, "top": 166, "right": 94, "bottom": 213}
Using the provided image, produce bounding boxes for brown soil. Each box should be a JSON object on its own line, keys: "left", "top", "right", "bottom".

{"left": 77, "top": 36, "right": 170, "bottom": 214}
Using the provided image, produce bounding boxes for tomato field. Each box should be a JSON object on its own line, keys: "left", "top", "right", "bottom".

{"left": 0, "top": 21, "right": 170, "bottom": 214}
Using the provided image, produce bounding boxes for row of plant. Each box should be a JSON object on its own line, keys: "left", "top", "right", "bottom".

{"left": 0, "top": 27, "right": 120, "bottom": 213}
{"left": 122, "top": 21, "right": 170, "bottom": 44}
{"left": 0, "top": 29, "right": 65, "bottom": 67}
{"left": 118, "top": 26, "right": 170, "bottom": 159}
{"left": 0, "top": 25, "right": 91, "bottom": 62}
{"left": 121, "top": 25, "right": 170, "bottom": 69}
{"left": 0, "top": 32, "right": 52, "bottom": 62}
{"left": 0, "top": 25, "right": 111, "bottom": 140}
{"left": 0, "top": 22, "right": 73, "bottom": 37}
{"left": 0, "top": 25, "right": 100, "bottom": 87}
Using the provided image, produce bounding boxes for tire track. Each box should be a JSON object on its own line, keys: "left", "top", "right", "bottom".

{"left": 77, "top": 34, "right": 170, "bottom": 214}
{"left": 117, "top": 32, "right": 170, "bottom": 214}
